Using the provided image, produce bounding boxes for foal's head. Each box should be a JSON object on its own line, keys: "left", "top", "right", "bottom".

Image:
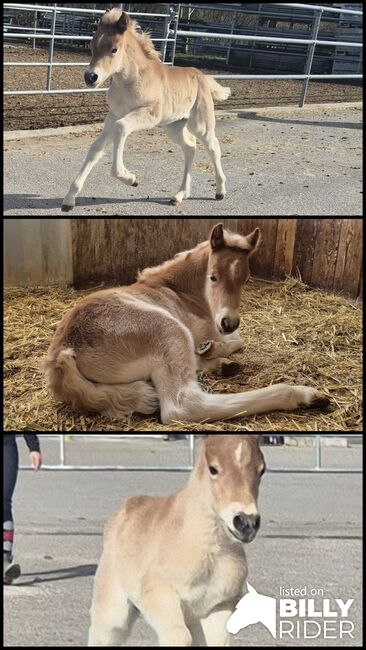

{"left": 207, "top": 224, "right": 261, "bottom": 334}
{"left": 85, "top": 9, "right": 159, "bottom": 88}
{"left": 201, "top": 435, "right": 265, "bottom": 544}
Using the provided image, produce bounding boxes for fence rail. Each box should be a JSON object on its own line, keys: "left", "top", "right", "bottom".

{"left": 19, "top": 435, "right": 362, "bottom": 474}
{"left": 4, "top": 2, "right": 363, "bottom": 107}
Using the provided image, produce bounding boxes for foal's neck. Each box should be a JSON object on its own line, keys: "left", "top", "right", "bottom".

{"left": 161, "top": 243, "right": 210, "bottom": 297}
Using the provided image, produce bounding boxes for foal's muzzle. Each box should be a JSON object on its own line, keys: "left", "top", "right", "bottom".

{"left": 84, "top": 71, "right": 98, "bottom": 87}
{"left": 232, "top": 513, "right": 261, "bottom": 543}
{"left": 221, "top": 317, "right": 240, "bottom": 334}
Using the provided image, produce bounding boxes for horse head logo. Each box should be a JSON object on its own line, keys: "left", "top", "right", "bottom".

{"left": 227, "top": 583, "right": 277, "bottom": 639}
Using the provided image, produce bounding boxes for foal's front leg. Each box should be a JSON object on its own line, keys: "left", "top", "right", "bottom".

{"left": 112, "top": 106, "right": 161, "bottom": 187}
{"left": 61, "top": 112, "right": 116, "bottom": 212}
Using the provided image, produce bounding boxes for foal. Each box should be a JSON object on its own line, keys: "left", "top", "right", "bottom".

{"left": 43, "top": 223, "right": 329, "bottom": 423}
{"left": 88, "top": 434, "right": 265, "bottom": 647}
{"left": 61, "top": 9, "right": 231, "bottom": 211}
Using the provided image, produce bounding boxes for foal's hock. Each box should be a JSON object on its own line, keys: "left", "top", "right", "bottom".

{"left": 61, "top": 9, "right": 231, "bottom": 212}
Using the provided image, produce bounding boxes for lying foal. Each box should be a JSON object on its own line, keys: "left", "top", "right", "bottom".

{"left": 43, "top": 223, "right": 329, "bottom": 423}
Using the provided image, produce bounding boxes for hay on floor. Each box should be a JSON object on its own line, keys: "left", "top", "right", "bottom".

{"left": 4, "top": 278, "right": 362, "bottom": 432}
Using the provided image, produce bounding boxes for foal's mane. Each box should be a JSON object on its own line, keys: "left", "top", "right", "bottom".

{"left": 101, "top": 8, "right": 161, "bottom": 61}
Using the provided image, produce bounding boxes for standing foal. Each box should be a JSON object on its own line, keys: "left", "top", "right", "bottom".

{"left": 61, "top": 9, "right": 231, "bottom": 211}
{"left": 88, "top": 434, "right": 266, "bottom": 647}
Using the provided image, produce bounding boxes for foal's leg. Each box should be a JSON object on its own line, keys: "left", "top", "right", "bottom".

{"left": 88, "top": 555, "right": 137, "bottom": 646}
{"left": 189, "top": 98, "right": 226, "bottom": 200}
{"left": 112, "top": 106, "right": 161, "bottom": 187}
{"left": 201, "top": 608, "right": 234, "bottom": 647}
{"left": 195, "top": 129, "right": 227, "bottom": 200}
{"left": 162, "top": 120, "right": 197, "bottom": 205}
{"left": 140, "top": 578, "right": 192, "bottom": 646}
{"left": 61, "top": 112, "right": 116, "bottom": 212}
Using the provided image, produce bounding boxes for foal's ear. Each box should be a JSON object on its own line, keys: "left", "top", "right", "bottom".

{"left": 116, "top": 11, "right": 130, "bottom": 33}
{"left": 210, "top": 223, "right": 225, "bottom": 251}
{"left": 246, "top": 228, "right": 261, "bottom": 256}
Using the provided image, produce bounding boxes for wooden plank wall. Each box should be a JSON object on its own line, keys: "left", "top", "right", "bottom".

{"left": 72, "top": 218, "right": 239, "bottom": 286}
{"left": 238, "top": 218, "right": 363, "bottom": 298}
{"left": 4, "top": 218, "right": 362, "bottom": 299}
{"left": 4, "top": 218, "right": 73, "bottom": 286}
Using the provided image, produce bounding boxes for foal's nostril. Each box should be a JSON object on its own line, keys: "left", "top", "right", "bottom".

{"left": 252, "top": 514, "right": 261, "bottom": 531}
{"left": 84, "top": 71, "right": 98, "bottom": 86}
{"left": 233, "top": 513, "right": 261, "bottom": 535}
{"left": 221, "top": 317, "right": 240, "bottom": 333}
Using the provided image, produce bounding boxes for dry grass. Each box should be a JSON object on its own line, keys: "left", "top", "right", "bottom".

{"left": 4, "top": 278, "right": 362, "bottom": 432}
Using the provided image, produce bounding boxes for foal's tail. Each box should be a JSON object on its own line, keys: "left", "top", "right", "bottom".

{"left": 207, "top": 76, "right": 231, "bottom": 102}
{"left": 42, "top": 348, "right": 159, "bottom": 417}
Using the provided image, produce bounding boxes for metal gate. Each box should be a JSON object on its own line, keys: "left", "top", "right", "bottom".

{"left": 19, "top": 434, "right": 362, "bottom": 473}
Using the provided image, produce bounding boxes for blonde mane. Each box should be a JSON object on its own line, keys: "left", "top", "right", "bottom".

{"left": 132, "top": 24, "right": 161, "bottom": 61}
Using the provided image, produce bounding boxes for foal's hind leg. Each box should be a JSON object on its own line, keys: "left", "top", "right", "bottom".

{"left": 61, "top": 112, "right": 116, "bottom": 212}
{"left": 163, "top": 120, "right": 197, "bottom": 205}
{"left": 195, "top": 129, "right": 227, "bottom": 200}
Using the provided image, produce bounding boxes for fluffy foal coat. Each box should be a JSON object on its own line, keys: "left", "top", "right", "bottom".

{"left": 88, "top": 434, "right": 265, "bottom": 647}
{"left": 43, "top": 223, "right": 329, "bottom": 424}
{"left": 61, "top": 9, "right": 231, "bottom": 211}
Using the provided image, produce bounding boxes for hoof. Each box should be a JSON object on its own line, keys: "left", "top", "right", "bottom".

{"left": 216, "top": 193, "right": 225, "bottom": 201}
{"left": 196, "top": 340, "right": 214, "bottom": 356}
{"left": 132, "top": 179, "right": 139, "bottom": 187}
{"left": 170, "top": 198, "right": 180, "bottom": 206}
{"left": 61, "top": 204, "right": 74, "bottom": 212}
{"left": 221, "top": 361, "right": 241, "bottom": 378}
{"left": 309, "top": 395, "right": 331, "bottom": 410}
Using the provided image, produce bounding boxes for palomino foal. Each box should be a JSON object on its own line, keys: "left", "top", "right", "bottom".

{"left": 88, "top": 434, "right": 266, "bottom": 647}
{"left": 61, "top": 9, "right": 231, "bottom": 211}
{"left": 43, "top": 223, "right": 329, "bottom": 423}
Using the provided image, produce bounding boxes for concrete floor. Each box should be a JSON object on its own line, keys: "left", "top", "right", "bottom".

{"left": 4, "top": 102, "right": 362, "bottom": 216}
{"left": 4, "top": 436, "right": 363, "bottom": 647}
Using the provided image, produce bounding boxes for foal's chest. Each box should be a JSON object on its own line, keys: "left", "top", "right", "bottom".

{"left": 183, "top": 550, "right": 247, "bottom": 618}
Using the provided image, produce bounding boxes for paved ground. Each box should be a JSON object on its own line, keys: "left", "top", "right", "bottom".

{"left": 4, "top": 436, "right": 363, "bottom": 647}
{"left": 4, "top": 102, "right": 362, "bottom": 216}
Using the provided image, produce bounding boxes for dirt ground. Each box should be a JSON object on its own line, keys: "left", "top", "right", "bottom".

{"left": 4, "top": 45, "right": 363, "bottom": 131}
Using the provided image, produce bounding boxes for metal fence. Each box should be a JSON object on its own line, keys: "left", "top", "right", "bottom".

{"left": 4, "top": 2, "right": 363, "bottom": 107}
{"left": 19, "top": 434, "right": 362, "bottom": 474}
{"left": 176, "top": 3, "right": 363, "bottom": 106}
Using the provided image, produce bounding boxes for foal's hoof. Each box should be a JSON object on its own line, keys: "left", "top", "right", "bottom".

{"left": 132, "top": 179, "right": 139, "bottom": 187}
{"left": 221, "top": 361, "right": 241, "bottom": 378}
{"left": 170, "top": 198, "right": 180, "bottom": 206}
{"left": 216, "top": 193, "right": 225, "bottom": 201}
{"left": 196, "top": 340, "right": 214, "bottom": 356}
{"left": 61, "top": 204, "right": 74, "bottom": 212}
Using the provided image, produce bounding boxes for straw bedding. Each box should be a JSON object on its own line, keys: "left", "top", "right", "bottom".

{"left": 4, "top": 278, "right": 362, "bottom": 432}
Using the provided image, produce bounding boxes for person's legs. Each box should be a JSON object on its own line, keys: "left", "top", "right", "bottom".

{"left": 3, "top": 439, "right": 21, "bottom": 583}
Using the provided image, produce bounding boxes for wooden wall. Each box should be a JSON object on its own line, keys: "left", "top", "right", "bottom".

{"left": 71, "top": 218, "right": 238, "bottom": 286}
{"left": 4, "top": 218, "right": 73, "bottom": 287}
{"left": 238, "top": 218, "right": 363, "bottom": 298}
{"left": 4, "top": 218, "right": 362, "bottom": 299}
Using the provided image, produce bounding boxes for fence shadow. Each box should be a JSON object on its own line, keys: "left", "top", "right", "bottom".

{"left": 238, "top": 112, "right": 362, "bottom": 130}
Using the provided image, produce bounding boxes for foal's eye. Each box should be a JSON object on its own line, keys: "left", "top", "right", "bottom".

{"left": 111, "top": 48, "right": 118, "bottom": 54}
{"left": 209, "top": 466, "right": 219, "bottom": 476}
{"left": 210, "top": 275, "right": 218, "bottom": 283}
